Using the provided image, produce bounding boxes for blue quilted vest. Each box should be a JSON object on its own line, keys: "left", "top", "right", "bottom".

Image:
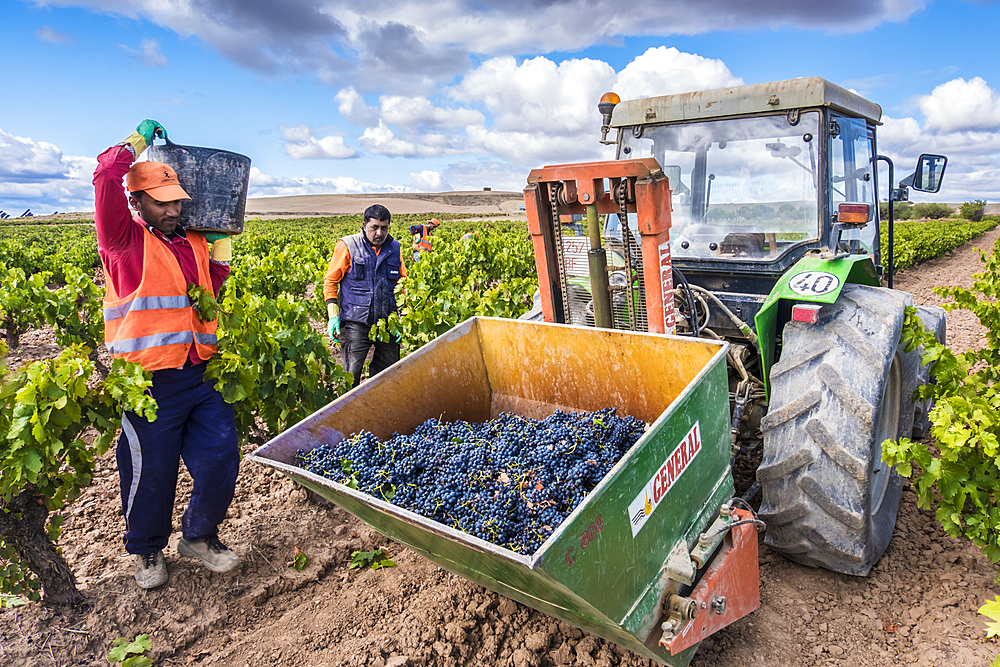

{"left": 339, "top": 233, "right": 402, "bottom": 326}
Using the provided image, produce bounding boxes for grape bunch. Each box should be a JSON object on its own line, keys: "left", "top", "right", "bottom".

{"left": 296, "top": 408, "right": 645, "bottom": 554}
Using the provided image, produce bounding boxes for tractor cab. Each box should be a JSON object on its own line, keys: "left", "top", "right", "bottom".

{"left": 598, "top": 77, "right": 946, "bottom": 337}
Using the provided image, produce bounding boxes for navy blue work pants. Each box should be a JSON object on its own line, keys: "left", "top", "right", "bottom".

{"left": 116, "top": 364, "right": 239, "bottom": 555}
{"left": 341, "top": 320, "right": 400, "bottom": 389}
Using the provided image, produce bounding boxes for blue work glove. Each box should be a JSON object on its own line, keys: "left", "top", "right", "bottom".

{"left": 202, "top": 232, "right": 228, "bottom": 243}
{"left": 327, "top": 316, "right": 340, "bottom": 342}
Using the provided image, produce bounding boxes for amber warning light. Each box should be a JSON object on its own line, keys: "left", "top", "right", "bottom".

{"left": 598, "top": 92, "right": 621, "bottom": 144}
{"left": 837, "top": 203, "right": 870, "bottom": 224}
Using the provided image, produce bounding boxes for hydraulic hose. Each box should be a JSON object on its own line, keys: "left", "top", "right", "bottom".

{"left": 672, "top": 265, "right": 700, "bottom": 337}
{"left": 687, "top": 285, "right": 759, "bottom": 353}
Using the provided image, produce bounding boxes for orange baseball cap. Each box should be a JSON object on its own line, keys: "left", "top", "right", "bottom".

{"left": 126, "top": 161, "right": 191, "bottom": 202}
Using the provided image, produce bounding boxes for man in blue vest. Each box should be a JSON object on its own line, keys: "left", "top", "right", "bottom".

{"left": 322, "top": 204, "right": 407, "bottom": 388}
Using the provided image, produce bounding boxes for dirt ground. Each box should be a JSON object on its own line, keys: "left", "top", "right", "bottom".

{"left": 2, "top": 223, "right": 1000, "bottom": 667}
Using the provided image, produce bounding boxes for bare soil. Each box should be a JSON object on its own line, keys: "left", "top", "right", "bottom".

{"left": 2, "top": 224, "right": 999, "bottom": 667}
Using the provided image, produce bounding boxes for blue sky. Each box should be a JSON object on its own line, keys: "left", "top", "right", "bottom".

{"left": 2, "top": 0, "right": 999, "bottom": 214}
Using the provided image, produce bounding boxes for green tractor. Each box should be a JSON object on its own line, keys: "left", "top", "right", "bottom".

{"left": 524, "top": 77, "right": 948, "bottom": 576}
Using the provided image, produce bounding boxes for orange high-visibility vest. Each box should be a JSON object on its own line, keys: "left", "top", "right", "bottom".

{"left": 103, "top": 229, "right": 218, "bottom": 370}
{"left": 413, "top": 225, "right": 432, "bottom": 253}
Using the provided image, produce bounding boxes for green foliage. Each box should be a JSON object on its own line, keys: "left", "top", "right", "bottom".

{"left": 910, "top": 202, "right": 954, "bottom": 220}
{"left": 961, "top": 199, "right": 988, "bottom": 222}
{"left": 880, "top": 217, "right": 999, "bottom": 272}
{"left": 0, "top": 346, "right": 157, "bottom": 600}
{"left": 371, "top": 227, "right": 537, "bottom": 351}
{"left": 879, "top": 201, "right": 913, "bottom": 221}
{"left": 981, "top": 596, "right": 1000, "bottom": 639}
{"left": 1, "top": 268, "right": 54, "bottom": 349}
{"left": 0, "top": 227, "right": 99, "bottom": 282}
{"left": 0, "top": 592, "right": 28, "bottom": 608}
{"left": 349, "top": 548, "right": 396, "bottom": 570}
{"left": 290, "top": 546, "right": 308, "bottom": 571}
{"left": 227, "top": 242, "right": 326, "bottom": 303}
{"left": 186, "top": 283, "right": 218, "bottom": 324}
{"left": 43, "top": 265, "right": 106, "bottom": 351}
{"left": 882, "top": 239, "right": 1000, "bottom": 579}
{"left": 204, "top": 292, "right": 353, "bottom": 441}
{"left": 107, "top": 634, "right": 153, "bottom": 667}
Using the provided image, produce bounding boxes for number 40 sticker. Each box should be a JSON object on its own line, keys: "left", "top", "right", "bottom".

{"left": 789, "top": 271, "right": 840, "bottom": 297}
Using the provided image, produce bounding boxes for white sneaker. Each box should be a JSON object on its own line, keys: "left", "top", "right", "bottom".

{"left": 134, "top": 551, "right": 168, "bottom": 589}
{"left": 177, "top": 536, "right": 239, "bottom": 573}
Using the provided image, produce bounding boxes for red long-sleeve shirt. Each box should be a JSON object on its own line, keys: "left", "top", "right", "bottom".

{"left": 94, "top": 144, "right": 230, "bottom": 365}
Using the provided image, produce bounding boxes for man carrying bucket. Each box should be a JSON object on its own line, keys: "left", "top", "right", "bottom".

{"left": 93, "top": 119, "right": 240, "bottom": 589}
{"left": 323, "top": 204, "right": 407, "bottom": 388}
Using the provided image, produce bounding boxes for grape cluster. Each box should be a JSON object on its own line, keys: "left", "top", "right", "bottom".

{"left": 296, "top": 408, "right": 645, "bottom": 554}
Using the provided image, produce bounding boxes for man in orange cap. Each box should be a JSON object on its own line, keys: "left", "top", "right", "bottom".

{"left": 94, "top": 119, "right": 240, "bottom": 589}
{"left": 409, "top": 217, "right": 440, "bottom": 261}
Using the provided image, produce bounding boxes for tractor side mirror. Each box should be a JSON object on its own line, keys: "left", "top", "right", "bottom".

{"left": 910, "top": 154, "right": 947, "bottom": 193}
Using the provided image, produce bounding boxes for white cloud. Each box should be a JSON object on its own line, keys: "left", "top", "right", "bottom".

{"left": 380, "top": 96, "right": 484, "bottom": 129}
{"left": 336, "top": 87, "right": 379, "bottom": 126}
{"left": 410, "top": 170, "right": 449, "bottom": 191}
{"left": 247, "top": 166, "right": 413, "bottom": 196}
{"left": 917, "top": 77, "right": 1000, "bottom": 134}
{"left": 0, "top": 129, "right": 96, "bottom": 212}
{"left": 36, "top": 25, "right": 72, "bottom": 43}
{"left": 614, "top": 47, "right": 742, "bottom": 100}
{"left": 358, "top": 121, "right": 465, "bottom": 157}
{"left": 879, "top": 112, "right": 1000, "bottom": 202}
{"left": 280, "top": 124, "right": 357, "bottom": 159}
{"left": 447, "top": 47, "right": 738, "bottom": 166}
{"left": 118, "top": 38, "right": 168, "bottom": 67}
{"left": 453, "top": 56, "right": 616, "bottom": 135}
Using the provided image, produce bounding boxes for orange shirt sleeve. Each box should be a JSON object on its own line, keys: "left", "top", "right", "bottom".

{"left": 323, "top": 240, "right": 352, "bottom": 302}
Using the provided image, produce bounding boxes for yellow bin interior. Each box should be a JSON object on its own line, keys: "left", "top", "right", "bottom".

{"left": 289, "top": 317, "right": 725, "bottom": 452}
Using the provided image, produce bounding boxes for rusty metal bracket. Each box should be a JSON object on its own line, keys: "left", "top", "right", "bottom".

{"left": 659, "top": 508, "right": 761, "bottom": 656}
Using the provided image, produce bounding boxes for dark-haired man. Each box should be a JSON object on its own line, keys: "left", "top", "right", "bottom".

{"left": 94, "top": 119, "right": 240, "bottom": 589}
{"left": 323, "top": 204, "right": 407, "bottom": 388}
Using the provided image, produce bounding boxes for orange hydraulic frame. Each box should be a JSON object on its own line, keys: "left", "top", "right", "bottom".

{"left": 523, "top": 158, "right": 676, "bottom": 333}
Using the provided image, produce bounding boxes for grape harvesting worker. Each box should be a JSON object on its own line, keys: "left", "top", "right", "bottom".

{"left": 323, "top": 204, "right": 407, "bottom": 388}
{"left": 93, "top": 119, "right": 240, "bottom": 589}
{"left": 409, "top": 217, "right": 440, "bottom": 260}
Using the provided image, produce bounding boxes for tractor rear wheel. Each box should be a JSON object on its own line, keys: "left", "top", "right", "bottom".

{"left": 757, "top": 284, "right": 915, "bottom": 576}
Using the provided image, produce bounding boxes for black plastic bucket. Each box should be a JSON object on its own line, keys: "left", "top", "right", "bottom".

{"left": 146, "top": 139, "right": 251, "bottom": 235}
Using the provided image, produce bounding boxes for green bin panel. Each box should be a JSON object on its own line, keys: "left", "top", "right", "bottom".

{"left": 251, "top": 317, "right": 733, "bottom": 666}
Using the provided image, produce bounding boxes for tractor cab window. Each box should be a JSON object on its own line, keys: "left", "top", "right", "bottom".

{"left": 620, "top": 112, "right": 820, "bottom": 261}
{"left": 828, "top": 115, "right": 877, "bottom": 255}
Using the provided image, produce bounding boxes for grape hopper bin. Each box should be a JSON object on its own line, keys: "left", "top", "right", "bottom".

{"left": 250, "top": 317, "right": 760, "bottom": 666}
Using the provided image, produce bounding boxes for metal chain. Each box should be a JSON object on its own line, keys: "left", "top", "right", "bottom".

{"left": 549, "top": 182, "right": 571, "bottom": 323}
{"left": 616, "top": 180, "right": 637, "bottom": 329}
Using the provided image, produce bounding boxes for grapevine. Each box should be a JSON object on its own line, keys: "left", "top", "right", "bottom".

{"left": 297, "top": 408, "right": 645, "bottom": 554}
{"left": 883, "top": 238, "right": 1000, "bottom": 579}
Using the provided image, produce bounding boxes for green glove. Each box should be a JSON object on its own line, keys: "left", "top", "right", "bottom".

{"left": 202, "top": 232, "right": 228, "bottom": 243}
{"left": 137, "top": 119, "right": 167, "bottom": 144}
{"left": 122, "top": 120, "right": 167, "bottom": 157}
{"left": 327, "top": 316, "right": 340, "bottom": 342}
